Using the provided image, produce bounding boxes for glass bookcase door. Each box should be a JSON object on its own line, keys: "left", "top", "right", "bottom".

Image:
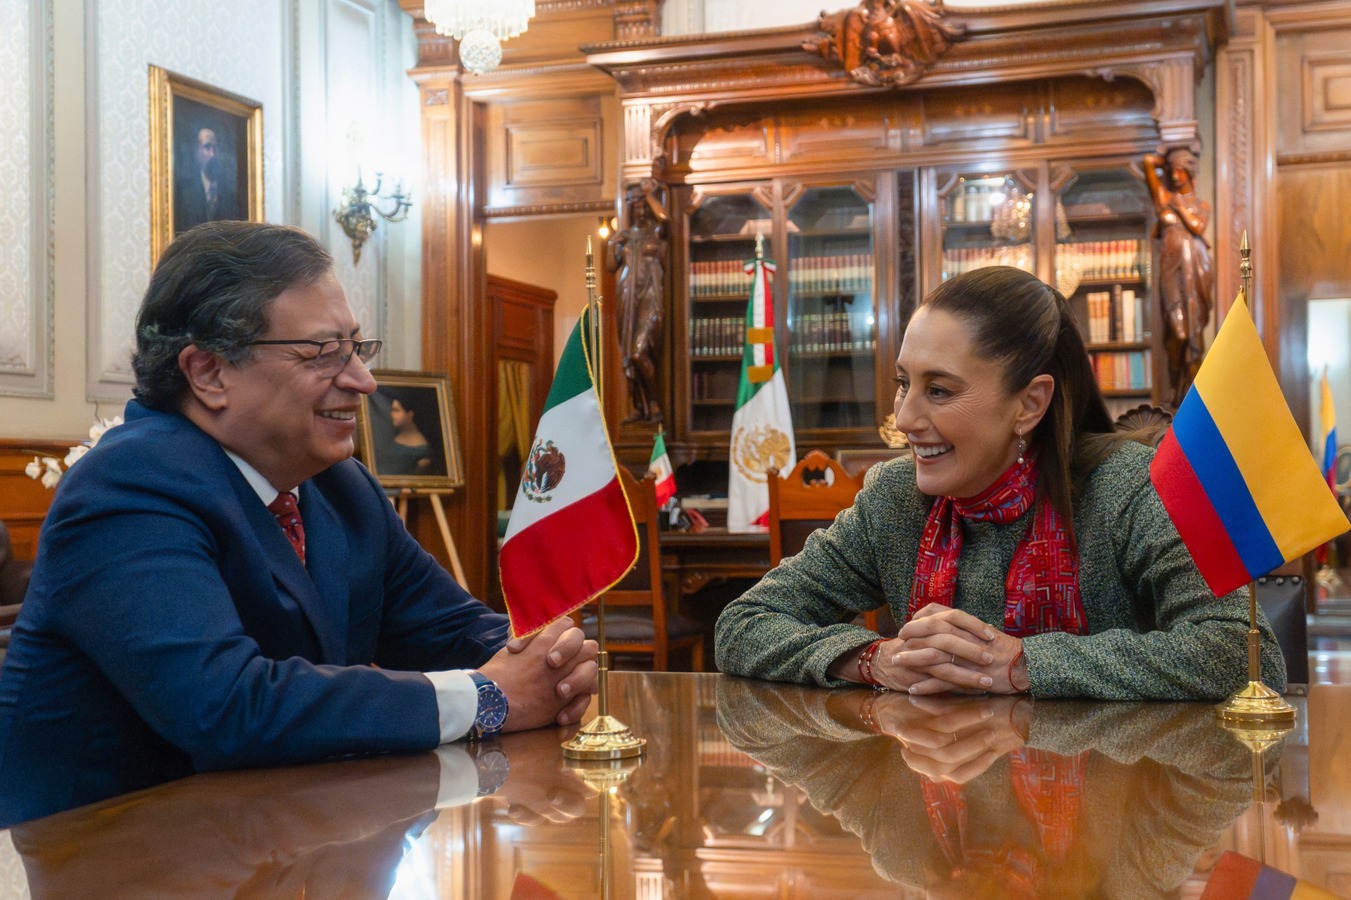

{"left": 941, "top": 171, "right": 1036, "bottom": 282}
{"left": 784, "top": 184, "right": 877, "bottom": 432}
{"left": 686, "top": 190, "right": 772, "bottom": 435}
{"left": 1054, "top": 164, "right": 1155, "bottom": 419}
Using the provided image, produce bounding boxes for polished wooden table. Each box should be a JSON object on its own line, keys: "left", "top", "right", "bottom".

{"left": 1, "top": 670, "right": 1349, "bottom": 899}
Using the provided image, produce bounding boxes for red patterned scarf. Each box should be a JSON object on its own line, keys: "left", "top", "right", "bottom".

{"left": 908, "top": 454, "right": 1088, "bottom": 637}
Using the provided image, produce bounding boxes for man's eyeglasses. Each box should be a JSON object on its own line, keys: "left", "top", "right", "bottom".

{"left": 248, "top": 339, "right": 382, "bottom": 377}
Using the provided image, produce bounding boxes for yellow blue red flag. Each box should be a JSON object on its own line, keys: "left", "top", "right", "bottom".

{"left": 1150, "top": 292, "right": 1349, "bottom": 596}
{"left": 1319, "top": 367, "right": 1337, "bottom": 491}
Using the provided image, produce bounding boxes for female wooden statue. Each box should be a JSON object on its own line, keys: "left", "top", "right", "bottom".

{"left": 1144, "top": 145, "right": 1213, "bottom": 408}
{"left": 608, "top": 179, "right": 668, "bottom": 422}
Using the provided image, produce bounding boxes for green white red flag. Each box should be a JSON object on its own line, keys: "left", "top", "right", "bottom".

{"left": 727, "top": 255, "right": 796, "bottom": 532}
{"left": 498, "top": 310, "right": 639, "bottom": 637}
{"left": 648, "top": 430, "right": 676, "bottom": 507}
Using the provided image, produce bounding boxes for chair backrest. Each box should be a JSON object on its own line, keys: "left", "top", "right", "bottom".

{"left": 609, "top": 467, "right": 662, "bottom": 606}
{"left": 768, "top": 450, "right": 865, "bottom": 565}
{"left": 1256, "top": 569, "right": 1311, "bottom": 690}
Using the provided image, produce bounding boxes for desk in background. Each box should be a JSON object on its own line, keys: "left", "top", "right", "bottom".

{"left": 2, "top": 670, "right": 1349, "bottom": 898}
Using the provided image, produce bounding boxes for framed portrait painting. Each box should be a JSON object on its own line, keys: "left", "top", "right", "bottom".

{"left": 149, "top": 65, "right": 263, "bottom": 264}
{"left": 357, "top": 371, "right": 465, "bottom": 491}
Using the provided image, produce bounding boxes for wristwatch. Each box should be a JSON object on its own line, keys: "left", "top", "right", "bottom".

{"left": 469, "top": 743, "right": 510, "bottom": 796}
{"left": 468, "top": 671, "right": 508, "bottom": 740}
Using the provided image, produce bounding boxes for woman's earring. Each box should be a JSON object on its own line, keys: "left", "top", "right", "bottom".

{"left": 1016, "top": 432, "right": 1026, "bottom": 465}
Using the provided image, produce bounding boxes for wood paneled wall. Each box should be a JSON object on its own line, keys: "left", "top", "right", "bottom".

{"left": 1220, "top": 1, "right": 1351, "bottom": 434}
{"left": 0, "top": 439, "right": 72, "bottom": 562}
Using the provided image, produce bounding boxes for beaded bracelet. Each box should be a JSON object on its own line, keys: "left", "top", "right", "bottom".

{"left": 1007, "top": 647, "right": 1027, "bottom": 693}
{"left": 856, "top": 639, "right": 887, "bottom": 689}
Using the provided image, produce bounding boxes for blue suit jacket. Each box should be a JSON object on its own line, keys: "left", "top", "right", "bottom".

{"left": 0, "top": 402, "right": 509, "bottom": 825}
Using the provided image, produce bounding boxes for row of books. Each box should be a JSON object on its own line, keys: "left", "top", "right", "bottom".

{"left": 787, "top": 313, "right": 876, "bottom": 353}
{"left": 1091, "top": 350, "right": 1151, "bottom": 391}
{"left": 941, "top": 248, "right": 1035, "bottom": 278}
{"left": 941, "top": 240, "right": 1148, "bottom": 282}
{"left": 689, "top": 255, "right": 873, "bottom": 297}
{"left": 1058, "top": 240, "right": 1148, "bottom": 281}
{"left": 787, "top": 255, "right": 873, "bottom": 294}
{"left": 690, "top": 315, "right": 876, "bottom": 356}
{"left": 1084, "top": 286, "right": 1147, "bottom": 343}
{"left": 689, "top": 317, "right": 746, "bottom": 357}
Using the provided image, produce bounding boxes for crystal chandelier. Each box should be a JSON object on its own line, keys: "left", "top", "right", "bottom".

{"left": 988, "top": 176, "right": 1081, "bottom": 295}
{"left": 423, "top": 0, "right": 535, "bottom": 76}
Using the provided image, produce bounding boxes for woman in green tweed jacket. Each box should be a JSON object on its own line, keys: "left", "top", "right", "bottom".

{"left": 715, "top": 267, "right": 1285, "bottom": 700}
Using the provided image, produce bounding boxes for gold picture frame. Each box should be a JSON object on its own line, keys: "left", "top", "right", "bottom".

{"left": 149, "top": 65, "right": 263, "bottom": 264}
{"left": 357, "top": 371, "right": 465, "bottom": 491}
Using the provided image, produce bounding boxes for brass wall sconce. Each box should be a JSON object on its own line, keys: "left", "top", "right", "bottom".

{"left": 333, "top": 172, "right": 412, "bottom": 264}
{"left": 597, "top": 216, "right": 616, "bottom": 239}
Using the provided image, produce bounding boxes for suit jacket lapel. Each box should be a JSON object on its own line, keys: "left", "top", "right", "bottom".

{"left": 296, "top": 484, "right": 351, "bottom": 663}
{"left": 242, "top": 481, "right": 346, "bottom": 665}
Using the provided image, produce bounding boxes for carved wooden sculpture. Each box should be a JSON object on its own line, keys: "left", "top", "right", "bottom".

{"left": 1144, "top": 144, "right": 1213, "bottom": 409}
{"left": 803, "top": 0, "right": 966, "bottom": 87}
{"left": 608, "top": 179, "right": 669, "bottom": 422}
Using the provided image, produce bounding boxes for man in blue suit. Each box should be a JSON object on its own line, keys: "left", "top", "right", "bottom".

{"left": 0, "top": 222, "right": 598, "bottom": 825}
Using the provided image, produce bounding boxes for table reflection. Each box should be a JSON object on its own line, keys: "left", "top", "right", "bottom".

{"left": 1, "top": 674, "right": 1347, "bottom": 899}
{"left": 716, "top": 680, "right": 1276, "bottom": 898}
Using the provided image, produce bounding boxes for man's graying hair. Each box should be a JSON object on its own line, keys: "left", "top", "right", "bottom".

{"left": 133, "top": 221, "right": 334, "bottom": 410}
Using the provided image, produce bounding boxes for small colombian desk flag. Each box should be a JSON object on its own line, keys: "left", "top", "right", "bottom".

{"left": 1150, "top": 291, "right": 1350, "bottom": 596}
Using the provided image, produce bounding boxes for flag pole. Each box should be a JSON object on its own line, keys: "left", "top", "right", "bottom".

{"left": 1218, "top": 230, "right": 1296, "bottom": 727}
{"left": 563, "top": 235, "right": 646, "bottom": 761}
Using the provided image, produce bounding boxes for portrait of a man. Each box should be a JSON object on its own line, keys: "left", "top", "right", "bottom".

{"left": 172, "top": 95, "right": 246, "bottom": 235}
{"left": 149, "top": 67, "right": 263, "bottom": 262}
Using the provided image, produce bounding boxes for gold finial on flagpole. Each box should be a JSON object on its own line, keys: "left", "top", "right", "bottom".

{"left": 564, "top": 235, "right": 645, "bottom": 761}
{"left": 1239, "top": 229, "right": 1252, "bottom": 302}
{"left": 755, "top": 231, "right": 764, "bottom": 260}
{"left": 1218, "top": 227, "right": 1295, "bottom": 729}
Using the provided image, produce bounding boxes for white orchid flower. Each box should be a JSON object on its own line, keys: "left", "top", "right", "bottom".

{"left": 25, "top": 456, "right": 63, "bottom": 489}
{"left": 89, "top": 416, "right": 122, "bottom": 444}
{"left": 24, "top": 416, "right": 122, "bottom": 489}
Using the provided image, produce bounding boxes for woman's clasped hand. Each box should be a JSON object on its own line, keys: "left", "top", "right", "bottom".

{"left": 867, "top": 604, "right": 1028, "bottom": 695}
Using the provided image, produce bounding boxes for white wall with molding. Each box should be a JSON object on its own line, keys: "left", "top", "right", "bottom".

{"left": 0, "top": 0, "right": 420, "bottom": 440}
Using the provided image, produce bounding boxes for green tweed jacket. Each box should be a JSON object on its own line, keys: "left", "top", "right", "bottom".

{"left": 714, "top": 441, "right": 1287, "bottom": 699}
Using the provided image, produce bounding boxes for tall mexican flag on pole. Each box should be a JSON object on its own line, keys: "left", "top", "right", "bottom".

{"left": 499, "top": 309, "right": 639, "bottom": 638}
{"left": 727, "top": 249, "right": 796, "bottom": 533}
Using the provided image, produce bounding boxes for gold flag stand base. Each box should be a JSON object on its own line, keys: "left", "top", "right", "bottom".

{"left": 1218, "top": 582, "right": 1297, "bottom": 728}
{"left": 562, "top": 713, "right": 647, "bottom": 760}
{"left": 562, "top": 648, "right": 647, "bottom": 761}
{"left": 1217, "top": 680, "right": 1296, "bottom": 726}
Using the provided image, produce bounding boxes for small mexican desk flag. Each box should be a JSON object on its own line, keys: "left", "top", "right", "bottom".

{"left": 1150, "top": 291, "right": 1349, "bottom": 595}
{"left": 727, "top": 250, "right": 796, "bottom": 533}
{"left": 499, "top": 310, "right": 639, "bottom": 638}
{"left": 647, "top": 430, "right": 676, "bottom": 507}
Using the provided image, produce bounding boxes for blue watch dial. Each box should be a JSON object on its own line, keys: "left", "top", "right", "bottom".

{"left": 469, "top": 671, "right": 508, "bottom": 736}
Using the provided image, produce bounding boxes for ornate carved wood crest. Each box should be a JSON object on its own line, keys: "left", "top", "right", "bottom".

{"left": 803, "top": 0, "right": 966, "bottom": 87}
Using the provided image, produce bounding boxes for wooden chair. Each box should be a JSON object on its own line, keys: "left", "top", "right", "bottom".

{"left": 1255, "top": 554, "right": 1316, "bottom": 692}
{"left": 767, "top": 450, "right": 895, "bottom": 635}
{"left": 578, "top": 468, "right": 704, "bottom": 671}
{"left": 0, "top": 521, "right": 32, "bottom": 665}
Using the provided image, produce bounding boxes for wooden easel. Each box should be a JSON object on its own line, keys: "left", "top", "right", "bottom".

{"left": 391, "top": 489, "right": 467, "bottom": 590}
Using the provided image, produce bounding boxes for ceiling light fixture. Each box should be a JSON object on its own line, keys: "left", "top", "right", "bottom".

{"left": 423, "top": 0, "right": 536, "bottom": 76}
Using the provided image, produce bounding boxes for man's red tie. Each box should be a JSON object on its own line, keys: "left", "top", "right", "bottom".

{"left": 268, "top": 491, "right": 306, "bottom": 565}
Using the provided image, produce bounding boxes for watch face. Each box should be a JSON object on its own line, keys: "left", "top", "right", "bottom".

{"left": 476, "top": 682, "right": 509, "bottom": 734}
{"left": 474, "top": 747, "right": 510, "bottom": 796}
